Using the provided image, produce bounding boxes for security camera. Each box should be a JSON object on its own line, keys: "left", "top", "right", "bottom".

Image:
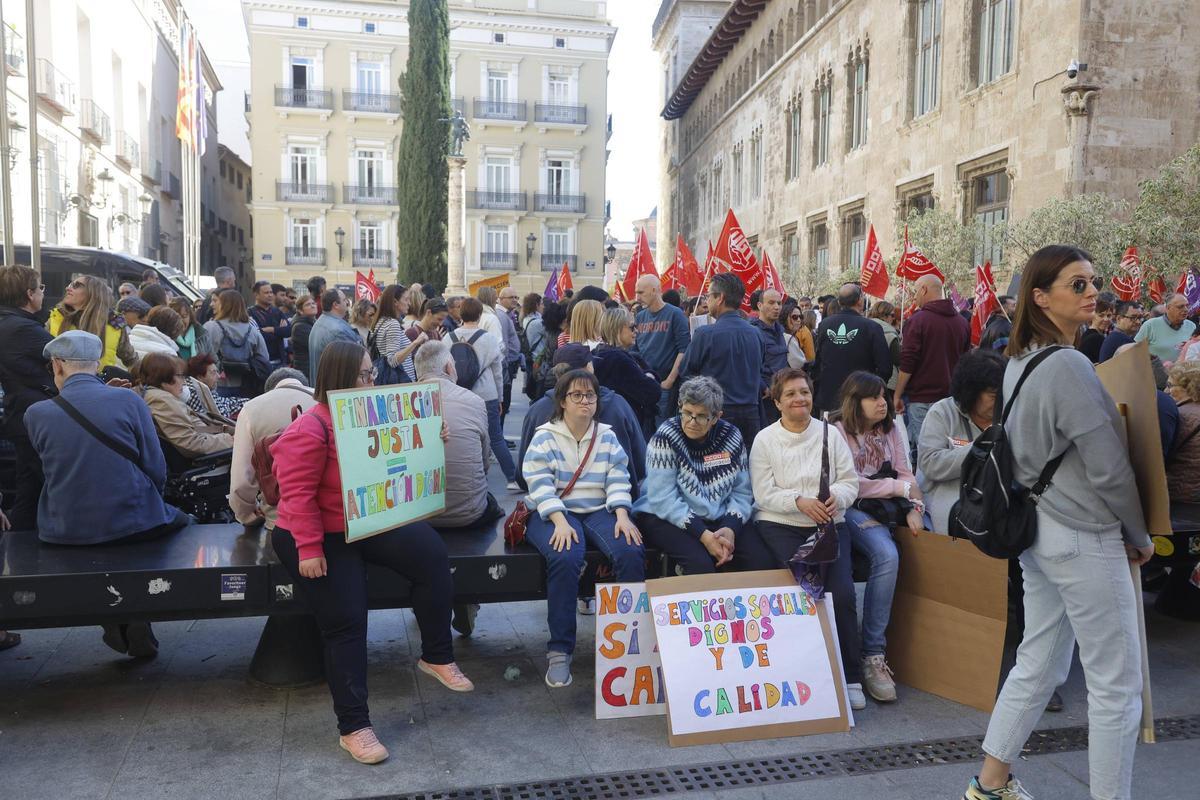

{"left": 1066, "top": 59, "right": 1087, "bottom": 79}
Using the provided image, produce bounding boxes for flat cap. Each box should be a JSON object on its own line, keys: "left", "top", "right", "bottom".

{"left": 43, "top": 329, "right": 103, "bottom": 362}
{"left": 116, "top": 296, "right": 152, "bottom": 316}
{"left": 552, "top": 343, "right": 593, "bottom": 370}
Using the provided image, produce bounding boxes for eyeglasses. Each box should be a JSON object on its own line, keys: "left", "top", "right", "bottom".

{"left": 789, "top": 313, "right": 803, "bottom": 320}
{"left": 69, "top": 279, "right": 87, "bottom": 290}
{"left": 566, "top": 391, "right": 597, "bottom": 404}
{"left": 1054, "top": 277, "right": 1092, "bottom": 295}
{"left": 680, "top": 411, "right": 713, "bottom": 425}
{"left": 359, "top": 367, "right": 378, "bottom": 382}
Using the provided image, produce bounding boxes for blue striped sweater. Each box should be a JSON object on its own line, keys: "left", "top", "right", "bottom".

{"left": 522, "top": 420, "right": 632, "bottom": 519}
{"left": 632, "top": 417, "right": 752, "bottom": 537}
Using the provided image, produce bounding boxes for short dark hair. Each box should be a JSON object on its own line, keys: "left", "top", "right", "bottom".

{"left": 187, "top": 353, "right": 217, "bottom": 379}
{"left": 314, "top": 340, "right": 367, "bottom": 404}
{"left": 550, "top": 369, "right": 601, "bottom": 422}
{"left": 0, "top": 264, "right": 40, "bottom": 307}
{"left": 709, "top": 272, "right": 745, "bottom": 311}
{"left": 137, "top": 352, "right": 184, "bottom": 389}
{"left": 998, "top": 294, "right": 1014, "bottom": 306}
{"left": 1095, "top": 296, "right": 1115, "bottom": 315}
{"left": 270, "top": 283, "right": 287, "bottom": 294}
{"left": 421, "top": 283, "right": 436, "bottom": 299}
{"left": 749, "top": 289, "right": 764, "bottom": 312}
{"left": 837, "top": 283, "right": 863, "bottom": 308}
{"left": 574, "top": 285, "right": 610, "bottom": 304}
{"left": 769, "top": 367, "right": 813, "bottom": 403}
{"left": 1114, "top": 299, "right": 1140, "bottom": 318}
{"left": 140, "top": 283, "right": 168, "bottom": 307}
{"left": 146, "top": 305, "right": 183, "bottom": 338}
{"left": 950, "top": 348, "right": 1006, "bottom": 416}
{"left": 252, "top": 280, "right": 272, "bottom": 294}
{"left": 307, "top": 276, "right": 327, "bottom": 296}
{"left": 662, "top": 289, "right": 682, "bottom": 308}
{"left": 142, "top": 269, "right": 158, "bottom": 283}
{"left": 836, "top": 371, "right": 893, "bottom": 436}
{"left": 460, "top": 297, "right": 484, "bottom": 323}
{"left": 320, "top": 288, "right": 343, "bottom": 313}
{"left": 542, "top": 300, "right": 567, "bottom": 334}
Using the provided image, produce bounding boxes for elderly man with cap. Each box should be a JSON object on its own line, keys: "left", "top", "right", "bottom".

{"left": 24, "top": 330, "right": 190, "bottom": 658}
{"left": 117, "top": 295, "right": 153, "bottom": 331}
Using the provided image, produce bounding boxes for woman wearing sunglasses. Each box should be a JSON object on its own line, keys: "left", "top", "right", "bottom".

{"left": 521, "top": 368, "right": 642, "bottom": 689}
{"left": 48, "top": 276, "right": 138, "bottom": 371}
{"left": 963, "top": 246, "right": 1153, "bottom": 800}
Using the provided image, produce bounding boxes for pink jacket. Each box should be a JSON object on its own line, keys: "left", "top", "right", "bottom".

{"left": 834, "top": 421, "right": 916, "bottom": 499}
{"left": 271, "top": 403, "right": 343, "bottom": 560}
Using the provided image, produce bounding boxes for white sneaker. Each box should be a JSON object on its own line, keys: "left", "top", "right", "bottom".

{"left": 577, "top": 597, "right": 596, "bottom": 615}
{"left": 506, "top": 480, "right": 521, "bottom": 492}
{"left": 846, "top": 682, "right": 867, "bottom": 711}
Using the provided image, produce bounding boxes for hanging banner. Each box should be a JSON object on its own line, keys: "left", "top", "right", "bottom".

{"left": 594, "top": 583, "right": 666, "bottom": 720}
{"left": 327, "top": 381, "right": 447, "bottom": 542}
{"left": 468, "top": 273, "right": 511, "bottom": 296}
{"left": 646, "top": 570, "right": 850, "bottom": 746}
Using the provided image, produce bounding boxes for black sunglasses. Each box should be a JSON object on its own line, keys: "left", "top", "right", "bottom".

{"left": 1056, "top": 277, "right": 1092, "bottom": 295}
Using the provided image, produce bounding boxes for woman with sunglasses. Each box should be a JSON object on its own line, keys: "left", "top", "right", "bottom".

{"left": 963, "top": 246, "right": 1153, "bottom": 800}
{"left": 272, "top": 340, "right": 473, "bottom": 765}
{"left": 784, "top": 306, "right": 816, "bottom": 368}
{"left": 522, "top": 368, "right": 642, "bottom": 689}
{"left": 48, "top": 276, "right": 138, "bottom": 370}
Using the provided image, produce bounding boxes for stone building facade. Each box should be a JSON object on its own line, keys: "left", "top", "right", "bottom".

{"left": 652, "top": 0, "right": 1200, "bottom": 287}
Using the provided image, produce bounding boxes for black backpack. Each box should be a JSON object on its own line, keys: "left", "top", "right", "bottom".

{"left": 948, "top": 346, "right": 1065, "bottom": 559}
{"left": 448, "top": 329, "right": 486, "bottom": 389}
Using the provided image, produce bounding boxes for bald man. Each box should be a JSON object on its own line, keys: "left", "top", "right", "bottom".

{"left": 633, "top": 274, "right": 691, "bottom": 425}
{"left": 894, "top": 275, "right": 970, "bottom": 452}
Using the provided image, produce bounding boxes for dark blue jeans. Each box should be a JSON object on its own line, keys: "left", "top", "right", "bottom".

{"left": 485, "top": 398, "right": 517, "bottom": 481}
{"left": 524, "top": 508, "right": 645, "bottom": 655}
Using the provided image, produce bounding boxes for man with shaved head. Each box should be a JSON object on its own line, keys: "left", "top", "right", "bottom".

{"left": 633, "top": 273, "right": 691, "bottom": 425}
{"left": 894, "top": 274, "right": 970, "bottom": 452}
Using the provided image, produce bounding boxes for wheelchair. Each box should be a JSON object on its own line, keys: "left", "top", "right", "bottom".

{"left": 159, "top": 438, "right": 235, "bottom": 524}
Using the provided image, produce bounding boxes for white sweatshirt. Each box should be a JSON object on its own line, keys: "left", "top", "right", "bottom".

{"left": 749, "top": 418, "right": 859, "bottom": 527}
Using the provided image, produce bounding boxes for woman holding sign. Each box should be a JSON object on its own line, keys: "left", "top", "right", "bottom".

{"left": 748, "top": 368, "right": 866, "bottom": 711}
{"left": 271, "top": 340, "right": 473, "bottom": 766}
{"left": 522, "top": 368, "right": 643, "bottom": 689}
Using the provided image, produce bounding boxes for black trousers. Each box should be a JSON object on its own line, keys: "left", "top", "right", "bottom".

{"left": 501, "top": 359, "right": 519, "bottom": 423}
{"left": 108, "top": 507, "right": 191, "bottom": 544}
{"left": 723, "top": 404, "right": 762, "bottom": 449}
{"left": 637, "top": 514, "right": 775, "bottom": 575}
{"left": 273, "top": 523, "right": 455, "bottom": 735}
{"left": 8, "top": 435, "right": 43, "bottom": 531}
{"left": 756, "top": 519, "right": 863, "bottom": 683}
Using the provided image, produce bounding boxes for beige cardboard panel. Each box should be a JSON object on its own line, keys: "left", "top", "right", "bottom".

{"left": 892, "top": 530, "right": 1008, "bottom": 620}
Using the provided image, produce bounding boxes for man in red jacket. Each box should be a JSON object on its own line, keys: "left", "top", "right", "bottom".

{"left": 894, "top": 275, "right": 970, "bottom": 454}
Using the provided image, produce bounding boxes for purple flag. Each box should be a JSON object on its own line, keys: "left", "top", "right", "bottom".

{"left": 948, "top": 283, "right": 970, "bottom": 313}
{"left": 543, "top": 267, "right": 560, "bottom": 301}
{"left": 1185, "top": 268, "right": 1200, "bottom": 314}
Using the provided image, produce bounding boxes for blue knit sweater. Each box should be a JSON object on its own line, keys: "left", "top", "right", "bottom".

{"left": 632, "top": 417, "right": 753, "bottom": 537}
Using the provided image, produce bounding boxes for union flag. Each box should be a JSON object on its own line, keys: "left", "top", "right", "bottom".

{"left": 895, "top": 226, "right": 944, "bottom": 282}
{"left": 619, "top": 228, "right": 655, "bottom": 301}
{"left": 710, "top": 209, "right": 764, "bottom": 311}
{"left": 859, "top": 225, "right": 890, "bottom": 298}
{"left": 970, "top": 261, "right": 1000, "bottom": 346}
{"left": 1111, "top": 246, "right": 1142, "bottom": 301}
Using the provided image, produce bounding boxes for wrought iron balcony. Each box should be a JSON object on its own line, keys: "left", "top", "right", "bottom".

{"left": 4, "top": 28, "right": 24, "bottom": 76}
{"left": 467, "top": 190, "right": 527, "bottom": 211}
{"left": 80, "top": 99, "right": 112, "bottom": 145}
{"left": 164, "top": 173, "right": 181, "bottom": 199}
{"left": 274, "top": 85, "right": 333, "bottom": 110}
{"left": 353, "top": 248, "right": 393, "bottom": 268}
{"left": 473, "top": 98, "right": 526, "bottom": 121}
{"left": 344, "top": 91, "right": 401, "bottom": 114}
{"left": 541, "top": 254, "right": 577, "bottom": 271}
{"left": 286, "top": 247, "right": 326, "bottom": 265}
{"left": 276, "top": 181, "right": 333, "bottom": 203}
{"left": 116, "top": 131, "right": 139, "bottom": 167}
{"left": 535, "top": 193, "right": 586, "bottom": 214}
{"left": 344, "top": 184, "right": 397, "bottom": 205}
{"left": 480, "top": 252, "right": 517, "bottom": 270}
{"left": 535, "top": 103, "right": 587, "bottom": 125}
{"left": 35, "top": 58, "right": 76, "bottom": 113}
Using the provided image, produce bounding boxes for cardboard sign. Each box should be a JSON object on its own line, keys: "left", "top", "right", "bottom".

{"left": 327, "top": 382, "right": 447, "bottom": 542}
{"left": 594, "top": 583, "right": 665, "bottom": 719}
{"left": 885, "top": 530, "right": 1008, "bottom": 712}
{"left": 646, "top": 570, "right": 850, "bottom": 747}
{"left": 468, "top": 273, "right": 511, "bottom": 295}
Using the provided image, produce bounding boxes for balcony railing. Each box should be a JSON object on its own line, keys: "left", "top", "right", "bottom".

{"left": 286, "top": 247, "right": 326, "bottom": 266}
{"left": 480, "top": 252, "right": 517, "bottom": 271}
{"left": 274, "top": 85, "right": 334, "bottom": 110}
{"left": 276, "top": 181, "right": 333, "bottom": 203}
{"left": 4, "top": 28, "right": 24, "bottom": 76}
{"left": 35, "top": 58, "right": 76, "bottom": 113}
{"left": 80, "top": 99, "right": 112, "bottom": 145}
{"left": 344, "top": 184, "right": 397, "bottom": 205}
{"left": 344, "top": 91, "right": 401, "bottom": 114}
{"left": 164, "top": 173, "right": 181, "bottom": 199}
{"left": 467, "top": 190, "right": 527, "bottom": 211}
{"left": 473, "top": 98, "right": 526, "bottom": 121}
{"left": 535, "top": 193, "right": 586, "bottom": 213}
{"left": 535, "top": 103, "right": 587, "bottom": 125}
{"left": 541, "top": 254, "right": 578, "bottom": 271}
{"left": 353, "top": 248, "right": 393, "bottom": 268}
{"left": 116, "top": 131, "right": 139, "bottom": 167}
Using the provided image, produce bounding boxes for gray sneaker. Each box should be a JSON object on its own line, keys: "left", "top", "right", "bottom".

{"left": 846, "top": 682, "right": 867, "bottom": 711}
{"left": 545, "top": 651, "right": 573, "bottom": 688}
{"left": 862, "top": 654, "right": 897, "bottom": 702}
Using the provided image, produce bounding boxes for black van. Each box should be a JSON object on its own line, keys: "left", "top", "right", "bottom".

{"left": 0, "top": 245, "right": 204, "bottom": 319}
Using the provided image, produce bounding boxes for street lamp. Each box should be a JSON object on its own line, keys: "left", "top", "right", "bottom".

{"left": 606, "top": 242, "right": 616, "bottom": 263}
{"left": 525, "top": 232, "right": 537, "bottom": 265}
{"left": 138, "top": 193, "right": 153, "bottom": 216}
{"left": 334, "top": 226, "right": 346, "bottom": 262}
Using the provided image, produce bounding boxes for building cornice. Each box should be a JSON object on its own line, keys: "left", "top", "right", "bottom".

{"left": 662, "top": 0, "right": 768, "bottom": 120}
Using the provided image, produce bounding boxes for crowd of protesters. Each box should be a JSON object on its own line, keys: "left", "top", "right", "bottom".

{"left": 0, "top": 245, "right": 1196, "bottom": 794}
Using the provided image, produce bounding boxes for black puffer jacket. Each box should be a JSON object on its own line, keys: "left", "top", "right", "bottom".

{"left": 0, "top": 306, "right": 56, "bottom": 438}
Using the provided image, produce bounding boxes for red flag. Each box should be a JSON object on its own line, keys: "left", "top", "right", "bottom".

{"left": 619, "top": 228, "right": 656, "bottom": 301}
{"left": 761, "top": 251, "right": 785, "bottom": 295}
{"left": 675, "top": 235, "right": 705, "bottom": 296}
{"left": 710, "top": 209, "right": 764, "bottom": 311}
{"left": 1149, "top": 275, "right": 1167, "bottom": 304}
{"left": 1177, "top": 271, "right": 1188, "bottom": 297}
{"left": 1111, "top": 246, "right": 1142, "bottom": 301}
{"left": 698, "top": 240, "right": 716, "bottom": 296}
{"left": 970, "top": 261, "right": 1000, "bottom": 346}
{"left": 556, "top": 261, "right": 574, "bottom": 296}
{"left": 895, "top": 226, "right": 944, "bottom": 282}
{"left": 859, "top": 225, "right": 890, "bottom": 298}
{"left": 355, "top": 271, "right": 380, "bottom": 303}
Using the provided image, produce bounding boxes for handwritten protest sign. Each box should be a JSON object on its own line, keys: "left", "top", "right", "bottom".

{"left": 327, "top": 382, "right": 447, "bottom": 542}
{"left": 595, "top": 583, "right": 665, "bottom": 719}
{"left": 646, "top": 570, "right": 850, "bottom": 746}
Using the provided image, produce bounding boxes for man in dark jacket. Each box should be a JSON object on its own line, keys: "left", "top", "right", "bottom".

{"left": 681, "top": 273, "right": 764, "bottom": 446}
{"left": 812, "top": 283, "right": 892, "bottom": 414}
{"left": 0, "top": 265, "right": 55, "bottom": 529}
{"left": 894, "top": 275, "right": 971, "bottom": 451}
{"left": 750, "top": 288, "right": 788, "bottom": 426}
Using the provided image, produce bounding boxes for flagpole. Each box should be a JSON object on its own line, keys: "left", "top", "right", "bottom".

{"left": 0, "top": 0, "right": 15, "bottom": 264}
{"left": 24, "top": 0, "right": 39, "bottom": 269}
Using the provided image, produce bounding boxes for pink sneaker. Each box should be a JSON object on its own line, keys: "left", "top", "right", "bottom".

{"left": 338, "top": 727, "right": 389, "bottom": 764}
{"left": 418, "top": 659, "right": 475, "bottom": 692}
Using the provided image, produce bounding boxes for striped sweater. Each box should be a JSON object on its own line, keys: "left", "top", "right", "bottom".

{"left": 632, "top": 417, "right": 752, "bottom": 537}
{"left": 522, "top": 420, "right": 632, "bottom": 519}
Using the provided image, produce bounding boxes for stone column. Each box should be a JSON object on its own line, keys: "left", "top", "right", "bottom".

{"left": 444, "top": 154, "right": 469, "bottom": 296}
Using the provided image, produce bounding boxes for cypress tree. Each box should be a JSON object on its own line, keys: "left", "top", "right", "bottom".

{"left": 396, "top": 0, "right": 451, "bottom": 289}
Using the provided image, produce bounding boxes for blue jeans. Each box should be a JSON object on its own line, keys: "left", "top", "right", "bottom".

{"left": 524, "top": 508, "right": 645, "bottom": 655}
{"left": 905, "top": 400, "right": 933, "bottom": 456}
{"left": 843, "top": 507, "right": 901, "bottom": 657}
{"left": 485, "top": 399, "right": 517, "bottom": 481}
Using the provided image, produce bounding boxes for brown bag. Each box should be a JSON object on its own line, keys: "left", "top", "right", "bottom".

{"left": 504, "top": 421, "right": 599, "bottom": 548}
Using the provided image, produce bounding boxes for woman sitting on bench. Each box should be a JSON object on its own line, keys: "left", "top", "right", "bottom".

{"left": 272, "top": 340, "right": 473, "bottom": 766}
{"left": 137, "top": 352, "right": 234, "bottom": 460}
